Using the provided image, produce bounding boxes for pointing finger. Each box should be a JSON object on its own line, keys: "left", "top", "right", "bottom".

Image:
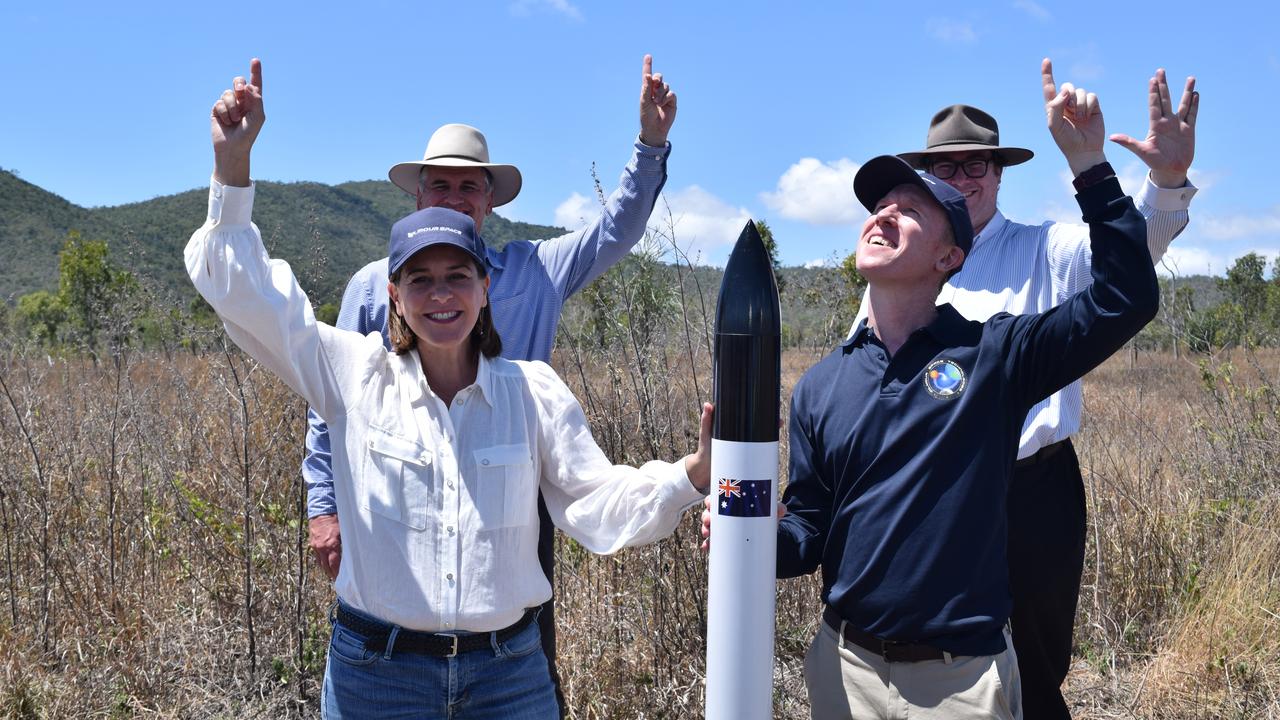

{"left": 1041, "top": 58, "right": 1058, "bottom": 103}
{"left": 250, "top": 57, "right": 263, "bottom": 93}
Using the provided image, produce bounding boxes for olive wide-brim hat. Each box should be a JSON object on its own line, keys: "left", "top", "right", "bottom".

{"left": 388, "top": 123, "right": 523, "bottom": 207}
{"left": 897, "top": 105, "right": 1034, "bottom": 169}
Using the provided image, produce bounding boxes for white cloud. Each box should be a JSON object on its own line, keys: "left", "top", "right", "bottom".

{"left": 646, "top": 186, "right": 754, "bottom": 265}
{"left": 554, "top": 192, "right": 595, "bottom": 230}
{"left": 1157, "top": 246, "right": 1280, "bottom": 278}
{"left": 553, "top": 185, "right": 751, "bottom": 264}
{"left": 760, "top": 158, "right": 860, "bottom": 225}
{"left": 509, "top": 0, "right": 583, "bottom": 21}
{"left": 1198, "top": 209, "right": 1280, "bottom": 241}
{"left": 1012, "top": 0, "right": 1051, "bottom": 21}
{"left": 805, "top": 257, "right": 838, "bottom": 269}
{"left": 926, "top": 18, "right": 977, "bottom": 44}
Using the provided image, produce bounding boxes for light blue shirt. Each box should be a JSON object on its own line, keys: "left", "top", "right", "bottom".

{"left": 304, "top": 137, "right": 670, "bottom": 517}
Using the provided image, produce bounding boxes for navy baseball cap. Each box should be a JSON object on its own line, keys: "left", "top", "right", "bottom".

{"left": 853, "top": 154, "right": 974, "bottom": 257}
{"left": 388, "top": 207, "right": 488, "bottom": 277}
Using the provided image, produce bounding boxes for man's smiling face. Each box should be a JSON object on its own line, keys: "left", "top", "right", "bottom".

{"left": 924, "top": 150, "right": 1002, "bottom": 233}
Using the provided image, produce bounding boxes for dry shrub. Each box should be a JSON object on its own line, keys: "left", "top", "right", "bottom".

{"left": 1138, "top": 499, "right": 1280, "bottom": 718}
{"left": 1071, "top": 349, "right": 1280, "bottom": 718}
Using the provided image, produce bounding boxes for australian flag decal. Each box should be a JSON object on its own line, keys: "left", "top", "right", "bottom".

{"left": 718, "top": 477, "right": 772, "bottom": 517}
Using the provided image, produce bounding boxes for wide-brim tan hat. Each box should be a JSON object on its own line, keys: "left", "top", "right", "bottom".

{"left": 388, "top": 123, "right": 523, "bottom": 207}
{"left": 898, "top": 104, "right": 1034, "bottom": 169}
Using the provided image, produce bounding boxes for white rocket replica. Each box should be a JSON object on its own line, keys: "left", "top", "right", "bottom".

{"left": 705, "top": 220, "right": 782, "bottom": 720}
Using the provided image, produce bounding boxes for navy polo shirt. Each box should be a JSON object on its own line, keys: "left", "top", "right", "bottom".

{"left": 776, "top": 177, "right": 1156, "bottom": 656}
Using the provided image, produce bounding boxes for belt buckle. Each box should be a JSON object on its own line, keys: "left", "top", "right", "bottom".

{"left": 440, "top": 633, "right": 458, "bottom": 658}
{"left": 880, "top": 639, "right": 905, "bottom": 663}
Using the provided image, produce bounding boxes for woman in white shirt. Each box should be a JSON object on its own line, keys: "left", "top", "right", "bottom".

{"left": 187, "top": 201, "right": 711, "bottom": 719}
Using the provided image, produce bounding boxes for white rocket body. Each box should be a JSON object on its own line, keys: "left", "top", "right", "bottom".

{"left": 705, "top": 438, "right": 779, "bottom": 720}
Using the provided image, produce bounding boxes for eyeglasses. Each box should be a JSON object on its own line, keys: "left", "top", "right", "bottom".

{"left": 928, "top": 158, "right": 993, "bottom": 180}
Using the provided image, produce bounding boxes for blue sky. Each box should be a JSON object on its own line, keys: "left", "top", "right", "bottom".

{"left": 2, "top": 1, "right": 1275, "bottom": 276}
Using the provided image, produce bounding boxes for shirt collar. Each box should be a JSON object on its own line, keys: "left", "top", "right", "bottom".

{"left": 922, "top": 304, "right": 972, "bottom": 346}
{"left": 472, "top": 353, "right": 496, "bottom": 407}
{"left": 400, "top": 350, "right": 495, "bottom": 408}
{"left": 843, "top": 318, "right": 875, "bottom": 349}
{"left": 971, "top": 209, "right": 1008, "bottom": 251}
{"left": 483, "top": 239, "right": 504, "bottom": 272}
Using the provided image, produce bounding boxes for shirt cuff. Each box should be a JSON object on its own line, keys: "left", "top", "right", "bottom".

{"left": 208, "top": 175, "right": 256, "bottom": 227}
{"left": 666, "top": 460, "right": 706, "bottom": 511}
{"left": 633, "top": 135, "right": 671, "bottom": 164}
{"left": 1135, "top": 172, "right": 1197, "bottom": 211}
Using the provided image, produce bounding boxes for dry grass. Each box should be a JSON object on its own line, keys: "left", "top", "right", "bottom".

{"left": 0, "top": 334, "right": 1277, "bottom": 718}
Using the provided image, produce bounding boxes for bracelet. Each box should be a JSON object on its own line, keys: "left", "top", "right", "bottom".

{"left": 1072, "top": 161, "right": 1116, "bottom": 192}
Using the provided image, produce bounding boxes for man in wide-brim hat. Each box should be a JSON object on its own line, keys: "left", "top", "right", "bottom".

{"left": 850, "top": 57, "right": 1200, "bottom": 720}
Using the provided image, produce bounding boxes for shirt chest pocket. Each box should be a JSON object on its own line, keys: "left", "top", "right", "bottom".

{"left": 472, "top": 443, "right": 536, "bottom": 530}
{"left": 363, "top": 430, "right": 433, "bottom": 531}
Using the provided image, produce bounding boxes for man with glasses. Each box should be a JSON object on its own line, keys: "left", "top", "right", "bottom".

{"left": 852, "top": 58, "right": 1199, "bottom": 719}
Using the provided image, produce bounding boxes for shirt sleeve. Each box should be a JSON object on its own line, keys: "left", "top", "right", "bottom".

{"left": 185, "top": 178, "right": 382, "bottom": 423}
{"left": 522, "top": 361, "right": 702, "bottom": 554}
{"left": 302, "top": 266, "right": 385, "bottom": 518}
{"left": 1045, "top": 172, "right": 1197, "bottom": 304}
{"left": 1000, "top": 178, "right": 1160, "bottom": 411}
{"left": 776, "top": 379, "right": 833, "bottom": 579}
{"left": 532, "top": 138, "right": 670, "bottom": 302}
{"left": 1134, "top": 172, "right": 1197, "bottom": 265}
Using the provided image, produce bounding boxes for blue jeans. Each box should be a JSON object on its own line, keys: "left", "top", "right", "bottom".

{"left": 322, "top": 602, "right": 560, "bottom": 719}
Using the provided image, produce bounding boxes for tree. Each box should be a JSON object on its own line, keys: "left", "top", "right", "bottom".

{"left": 839, "top": 252, "right": 868, "bottom": 317}
{"left": 56, "top": 231, "right": 140, "bottom": 354}
{"left": 1217, "top": 253, "right": 1271, "bottom": 346}
{"left": 753, "top": 219, "right": 786, "bottom": 294}
{"left": 15, "top": 291, "right": 66, "bottom": 346}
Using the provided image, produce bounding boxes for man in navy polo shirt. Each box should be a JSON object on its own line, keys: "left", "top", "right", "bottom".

{"left": 772, "top": 92, "right": 1157, "bottom": 718}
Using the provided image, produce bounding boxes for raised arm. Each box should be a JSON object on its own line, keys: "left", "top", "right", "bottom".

{"left": 191, "top": 59, "right": 376, "bottom": 424}
{"left": 534, "top": 54, "right": 676, "bottom": 299}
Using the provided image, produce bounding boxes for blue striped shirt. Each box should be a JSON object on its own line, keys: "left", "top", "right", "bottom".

{"left": 854, "top": 174, "right": 1196, "bottom": 459}
{"left": 303, "top": 138, "right": 671, "bottom": 517}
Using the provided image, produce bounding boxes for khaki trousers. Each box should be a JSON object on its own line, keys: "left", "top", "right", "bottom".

{"left": 804, "top": 620, "right": 1022, "bottom": 720}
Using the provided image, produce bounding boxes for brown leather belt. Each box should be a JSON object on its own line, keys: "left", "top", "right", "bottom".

{"left": 822, "top": 606, "right": 949, "bottom": 663}
{"left": 335, "top": 603, "right": 538, "bottom": 657}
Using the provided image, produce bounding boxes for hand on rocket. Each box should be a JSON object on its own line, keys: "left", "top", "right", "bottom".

{"left": 700, "top": 495, "right": 787, "bottom": 552}
{"left": 682, "top": 403, "right": 715, "bottom": 492}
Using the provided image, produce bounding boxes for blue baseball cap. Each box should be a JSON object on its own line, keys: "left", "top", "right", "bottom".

{"left": 388, "top": 207, "right": 488, "bottom": 277}
{"left": 853, "top": 154, "right": 974, "bottom": 257}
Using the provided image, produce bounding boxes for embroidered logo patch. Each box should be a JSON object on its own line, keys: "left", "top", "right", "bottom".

{"left": 923, "top": 359, "right": 967, "bottom": 400}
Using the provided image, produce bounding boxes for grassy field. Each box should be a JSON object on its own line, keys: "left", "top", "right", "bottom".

{"left": 0, "top": 337, "right": 1275, "bottom": 718}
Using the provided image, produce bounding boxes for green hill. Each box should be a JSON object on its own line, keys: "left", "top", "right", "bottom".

{"left": 0, "top": 170, "right": 566, "bottom": 306}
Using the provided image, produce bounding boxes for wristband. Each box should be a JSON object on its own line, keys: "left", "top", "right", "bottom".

{"left": 1072, "top": 161, "right": 1115, "bottom": 192}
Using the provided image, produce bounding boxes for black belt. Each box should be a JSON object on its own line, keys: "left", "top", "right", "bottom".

{"left": 822, "top": 606, "right": 949, "bottom": 663}
{"left": 335, "top": 603, "right": 539, "bottom": 657}
{"left": 1014, "top": 438, "right": 1070, "bottom": 470}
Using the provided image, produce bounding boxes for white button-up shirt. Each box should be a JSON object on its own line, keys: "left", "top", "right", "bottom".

{"left": 855, "top": 174, "right": 1195, "bottom": 459}
{"left": 186, "top": 181, "right": 703, "bottom": 633}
